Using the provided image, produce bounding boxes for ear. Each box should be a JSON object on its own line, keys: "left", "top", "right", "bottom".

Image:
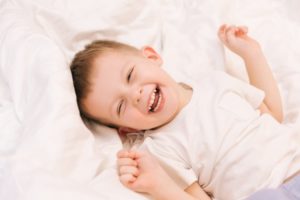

{"left": 141, "top": 46, "right": 163, "bottom": 66}
{"left": 118, "top": 127, "right": 139, "bottom": 135}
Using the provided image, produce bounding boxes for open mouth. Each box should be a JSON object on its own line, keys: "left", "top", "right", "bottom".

{"left": 148, "top": 86, "right": 162, "bottom": 113}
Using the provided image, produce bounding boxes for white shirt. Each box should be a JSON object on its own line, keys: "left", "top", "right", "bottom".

{"left": 133, "top": 71, "right": 300, "bottom": 200}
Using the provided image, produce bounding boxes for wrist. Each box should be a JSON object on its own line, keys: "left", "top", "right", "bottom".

{"left": 150, "top": 175, "right": 181, "bottom": 199}
{"left": 241, "top": 47, "right": 263, "bottom": 61}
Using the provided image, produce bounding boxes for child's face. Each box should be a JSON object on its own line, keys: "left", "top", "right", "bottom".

{"left": 83, "top": 47, "right": 183, "bottom": 131}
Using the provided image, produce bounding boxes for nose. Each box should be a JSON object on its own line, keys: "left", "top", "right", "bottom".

{"left": 128, "top": 87, "right": 143, "bottom": 106}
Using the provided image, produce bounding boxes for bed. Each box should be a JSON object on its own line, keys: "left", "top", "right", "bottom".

{"left": 1, "top": 0, "right": 300, "bottom": 199}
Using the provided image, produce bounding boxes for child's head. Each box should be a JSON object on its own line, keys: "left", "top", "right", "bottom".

{"left": 70, "top": 40, "right": 186, "bottom": 132}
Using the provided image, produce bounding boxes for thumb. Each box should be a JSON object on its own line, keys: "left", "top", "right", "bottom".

{"left": 238, "top": 26, "right": 248, "bottom": 34}
{"left": 127, "top": 178, "right": 146, "bottom": 193}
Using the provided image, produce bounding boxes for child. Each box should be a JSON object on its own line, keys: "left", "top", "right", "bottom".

{"left": 70, "top": 24, "right": 300, "bottom": 199}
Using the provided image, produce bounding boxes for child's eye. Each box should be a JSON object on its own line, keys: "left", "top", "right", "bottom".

{"left": 117, "top": 99, "right": 124, "bottom": 116}
{"left": 127, "top": 66, "right": 134, "bottom": 82}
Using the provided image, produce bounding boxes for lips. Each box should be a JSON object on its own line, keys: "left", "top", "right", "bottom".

{"left": 148, "top": 86, "right": 162, "bottom": 113}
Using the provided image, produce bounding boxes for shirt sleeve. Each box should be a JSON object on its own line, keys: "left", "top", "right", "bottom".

{"left": 215, "top": 71, "right": 265, "bottom": 109}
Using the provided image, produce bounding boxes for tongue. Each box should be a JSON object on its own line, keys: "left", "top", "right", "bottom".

{"left": 151, "top": 91, "right": 159, "bottom": 111}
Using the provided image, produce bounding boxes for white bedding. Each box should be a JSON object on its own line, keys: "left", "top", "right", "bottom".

{"left": 1, "top": 0, "right": 300, "bottom": 199}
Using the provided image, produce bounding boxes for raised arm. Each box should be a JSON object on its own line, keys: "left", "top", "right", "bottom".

{"left": 218, "top": 24, "right": 283, "bottom": 123}
{"left": 117, "top": 150, "right": 211, "bottom": 200}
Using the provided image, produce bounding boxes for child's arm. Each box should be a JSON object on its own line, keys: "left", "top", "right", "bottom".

{"left": 117, "top": 150, "right": 211, "bottom": 200}
{"left": 218, "top": 24, "right": 283, "bottom": 123}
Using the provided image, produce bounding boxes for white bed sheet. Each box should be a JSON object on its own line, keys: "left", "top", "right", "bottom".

{"left": 1, "top": 0, "right": 300, "bottom": 199}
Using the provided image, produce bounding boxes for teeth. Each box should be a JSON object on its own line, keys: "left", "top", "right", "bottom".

{"left": 147, "top": 89, "right": 162, "bottom": 112}
{"left": 148, "top": 89, "right": 156, "bottom": 111}
{"left": 154, "top": 93, "right": 162, "bottom": 112}
{"left": 148, "top": 89, "right": 157, "bottom": 111}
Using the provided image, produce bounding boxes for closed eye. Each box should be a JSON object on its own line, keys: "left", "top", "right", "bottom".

{"left": 117, "top": 99, "right": 124, "bottom": 117}
{"left": 127, "top": 66, "right": 134, "bottom": 82}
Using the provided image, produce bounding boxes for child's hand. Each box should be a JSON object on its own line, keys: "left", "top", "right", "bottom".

{"left": 117, "top": 149, "right": 174, "bottom": 197}
{"left": 218, "top": 24, "right": 261, "bottom": 59}
{"left": 117, "top": 150, "right": 139, "bottom": 185}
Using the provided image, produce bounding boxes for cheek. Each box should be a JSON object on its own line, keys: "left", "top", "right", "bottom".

{"left": 122, "top": 108, "right": 143, "bottom": 123}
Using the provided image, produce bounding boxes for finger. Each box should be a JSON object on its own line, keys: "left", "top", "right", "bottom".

{"left": 118, "top": 150, "right": 139, "bottom": 159}
{"left": 117, "top": 158, "right": 138, "bottom": 167}
{"left": 119, "top": 166, "right": 140, "bottom": 177}
{"left": 235, "top": 26, "right": 248, "bottom": 37}
{"left": 237, "top": 26, "right": 248, "bottom": 34}
{"left": 128, "top": 150, "right": 139, "bottom": 159}
{"left": 225, "top": 25, "right": 237, "bottom": 43}
{"left": 119, "top": 174, "right": 137, "bottom": 185}
{"left": 218, "top": 24, "right": 227, "bottom": 43}
{"left": 218, "top": 25, "right": 225, "bottom": 36}
{"left": 225, "top": 25, "right": 236, "bottom": 34}
{"left": 117, "top": 149, "right": 130, "bottom": 158}
{"left": 117, "top": 150, "right": 138, "bottom": 159}
{"left": 219, "top": 24, "right": 227, "bottom": 33}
